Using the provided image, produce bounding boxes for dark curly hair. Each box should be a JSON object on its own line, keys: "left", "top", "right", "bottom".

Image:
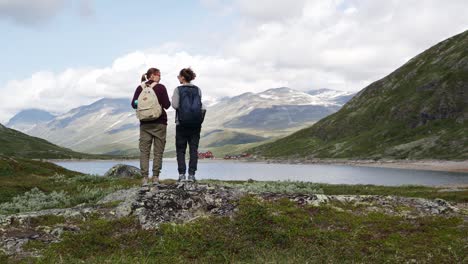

{"left": 179, "top": 68, "right": 196, "bottom": 83}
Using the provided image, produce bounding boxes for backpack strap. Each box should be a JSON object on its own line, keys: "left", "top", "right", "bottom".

{"left": 141, "top": 82, "right": 158, "bottom": 89}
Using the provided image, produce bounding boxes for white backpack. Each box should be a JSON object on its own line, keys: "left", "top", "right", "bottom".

{"left": 136, "top": 82, "right": 162, "bottom": 121}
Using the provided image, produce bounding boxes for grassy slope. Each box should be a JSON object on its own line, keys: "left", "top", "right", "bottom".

{"left": 0, "top": 156, "right": 80, "bottom": 204}
{"left": 0, "top": 156, "right": 140, "bottom": 208}
{"left": 252, "top": 30, "right": 468, "bottom": 160}
{"left": 203, "top": 130, "right": 267, "bottom": 148}
{"left": 0, "top": 124, "right": 114, "bottom": 159}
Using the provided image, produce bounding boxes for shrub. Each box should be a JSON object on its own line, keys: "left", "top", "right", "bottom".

{"left": 206, "top": 181, "right": 324, "bottom": 194}
{"left": 0, "top": 188, "right": 70, "bottom": 214}
{"left": 69, "top": 185, "right": 120, "bottom": 205}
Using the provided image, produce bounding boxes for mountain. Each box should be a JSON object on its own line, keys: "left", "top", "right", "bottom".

{"left": 306, "top": 89, "right": 357, "bottom": 105}
{"left": 0, "top": 123, "right": 100, "bottom": 159}
{"left": 205, "top": 87, "right": 354, "bottom": 130}
{"left": 7, "top": 109, "right": 56, "bottom": 132}
{"left": 7, "top": 88, "right": 355, "bottom": 155}
{"left": 252, "top": 30, "right": 468, "bottom": 160}
{"left": 201, "top": 130, "right": 268, "bottom": 148}
{"left": 25, "top": 98, "right": 142, "bottom": 155}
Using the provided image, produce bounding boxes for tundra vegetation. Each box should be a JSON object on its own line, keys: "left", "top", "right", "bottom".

{"left": 0, "top": 158, "right": 466, "bottom": 263}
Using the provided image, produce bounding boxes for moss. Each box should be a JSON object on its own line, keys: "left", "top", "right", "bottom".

{"left": 28, "top": 215, "right": 67, "bottom": 227}
{"left": 98, "top": 200, "right": 123, "bottom": 209}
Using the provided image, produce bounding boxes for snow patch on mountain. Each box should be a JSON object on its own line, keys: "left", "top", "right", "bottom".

{"left": 7, "top": 87, "right": 356, "bottom": 154}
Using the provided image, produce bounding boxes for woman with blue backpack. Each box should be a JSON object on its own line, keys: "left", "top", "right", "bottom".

{"left": 172, "top": 68, "right": 206, "bottom": 182}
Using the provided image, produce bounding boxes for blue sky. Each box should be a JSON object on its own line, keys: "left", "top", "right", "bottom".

{"left": 0, "top": 0, "right": 467, "bottom": 122}
{"left": 0, "top": 0, "right": 236, "bottom": 85}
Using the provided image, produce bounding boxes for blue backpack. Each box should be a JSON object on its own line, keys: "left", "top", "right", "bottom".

{"left": 177, "top": 85, "right": 203, "bottom": 127}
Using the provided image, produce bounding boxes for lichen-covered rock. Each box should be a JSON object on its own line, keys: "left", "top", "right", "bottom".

{"left": 132, "top": 183, "right": 244, "bottom": 229}
{"left": 104, "top": 164, "right": 142, "bottom": 178}
{"left": 0, "top": 207, "right": 94, "bottom": 227}
{"left": 98, "top": 187, "right": 139, "bottom": 217}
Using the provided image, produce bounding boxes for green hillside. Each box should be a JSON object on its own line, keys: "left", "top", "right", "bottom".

{"left": 202, "top": 129, "right": 268, "bottom": 148}
{"left": 0, "top": 123, "right": 106, "bottom": 159}
{"left": 252, "top": 30, "right": 468, "bottom": 160}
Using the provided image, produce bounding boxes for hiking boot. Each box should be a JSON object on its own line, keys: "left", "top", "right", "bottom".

{"left": 187, "top": 174, "right": 196, "bottom": 182}
{"left": 142, "top": 177, "right": 149, "bottom": 187}
{"left": 152, "top": 177, "right": 160, "bottom": 186}
{"left": 178, "top": 174, "right": 186, "bottom": 182}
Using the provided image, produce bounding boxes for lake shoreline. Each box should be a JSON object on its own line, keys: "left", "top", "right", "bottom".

{"left": 252, "top": 159, "right": 468, "bottom": 174}
{"left": 45, "top": 158, "right": 468, "bottom": 174}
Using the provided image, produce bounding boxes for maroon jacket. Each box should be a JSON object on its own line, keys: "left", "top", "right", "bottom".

{"left": 131, "top": 81, "right": 171, "bottom": 125}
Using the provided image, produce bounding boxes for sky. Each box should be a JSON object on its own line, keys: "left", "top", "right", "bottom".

{"left": 0, "top": 0, "right": 467, "bottom": 123}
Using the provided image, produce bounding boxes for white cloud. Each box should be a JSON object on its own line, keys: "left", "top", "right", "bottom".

{"left": 236, "top": 0, "right": 307, "bottom": 22}
{"left": 228, "top": 0, "right": 468, "bottom": 83}
{"left": 1, "top": 0, "right": 467, "bottom": 122}
{"left": 0, "top": 0, "right": 93, "bottom": 25}
{"left": 0, "top": 50, "right": 294, "bottom": 122}
{"left": 0, "top": 0, "right": 64, "bottom": 24}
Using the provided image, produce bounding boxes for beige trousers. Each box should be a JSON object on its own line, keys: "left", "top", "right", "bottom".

{"left": 139, "top": 123, "right": 167, "bottom": 178}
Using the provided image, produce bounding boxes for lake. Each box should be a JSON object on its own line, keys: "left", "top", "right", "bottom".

{"left": 53, "top": 159, "right": 468, "bottom": 187}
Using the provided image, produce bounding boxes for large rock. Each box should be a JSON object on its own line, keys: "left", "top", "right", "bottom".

{"left": 133, "top": 183, "right": 244, "bottom": 229}
{"left": 97, "top": 187, "right": 140, "bottom": 217}
{"left": 104, "top": 164, "right": 142, "bottom": 178}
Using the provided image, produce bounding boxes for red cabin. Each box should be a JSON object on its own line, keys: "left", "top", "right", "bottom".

{"left": 198, "top": 151, "right": 214, "bottom": 159}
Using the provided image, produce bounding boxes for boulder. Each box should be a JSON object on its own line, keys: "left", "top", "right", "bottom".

{"left": 133, "top": 183, "right": 244, "bottom": 229}
{"left": 104, "top": 164, "right": 142, "bottom": 178}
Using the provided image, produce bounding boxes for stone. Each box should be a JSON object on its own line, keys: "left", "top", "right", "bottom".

{"left": 104, "top": 164, "right": 142, "bottom": 178}
{"left": 51, "top": 227, "right": 64, "bottom": 237}
{"left": 98, "top": 187, "right": 140, "bottom": 218}
{"left": 132, "top": 183, "right": 244, "bottom": 229}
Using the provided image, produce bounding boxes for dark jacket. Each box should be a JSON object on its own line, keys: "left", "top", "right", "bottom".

{"left": 131, "top": 81, "right": 171, "bottom": 125}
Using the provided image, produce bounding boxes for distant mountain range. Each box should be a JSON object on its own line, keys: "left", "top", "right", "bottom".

{"left": 208, "top": 88, "right": 352, "bottom": 130}
{"left": 7, "top": 109, "right": 56, "bottom": 132}
{"left": 7, "top": 88, "right": 355, "bottom": 156}
{"left": 252, "top": 30, "right": 468, "bottom": 160}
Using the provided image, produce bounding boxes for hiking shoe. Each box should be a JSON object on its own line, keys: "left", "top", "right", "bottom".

{"left": 187, "top": 174, "right": 196, "bottom": 182}
{"left": 152, "top": 177, "right": 160, "bottom": 186}
{"left": 178, "top": 174, "right": 186, "bottom": 182}
{"left": 142, "top": 177, "right": 149, "bottom": 187}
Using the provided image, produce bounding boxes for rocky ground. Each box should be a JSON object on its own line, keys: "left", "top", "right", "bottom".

{"left": 1, "top": 182, "right": 466, "bottom": 260}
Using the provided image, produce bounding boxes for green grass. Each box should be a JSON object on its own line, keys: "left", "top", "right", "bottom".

{"left": 0, "top": 156, "right": 80, "bottom": 204}
{"left": 19, "top": 196, "right": 467, "bottom": 263}
{"left": 0, "top": 157, "right": 141, "bottom": 213}
{"left": 203, "top": 130, "right": 268, "bottom": 148}
{"left": 0, "top": 124, "right": 116, "bottom": 160}
{"left": 27, "top": 215, "right": 67, "bottom": 227}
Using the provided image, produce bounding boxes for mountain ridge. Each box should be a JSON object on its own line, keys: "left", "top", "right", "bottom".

{"left": 251, "top": 30, "right": 468, "bottom": 160}
{"left": 6, "top": 87, "right": 356, "bottom": 155}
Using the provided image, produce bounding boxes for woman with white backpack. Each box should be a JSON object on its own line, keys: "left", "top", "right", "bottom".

{"left": 131, "top": 68, "right": 171, "bottom": 187}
